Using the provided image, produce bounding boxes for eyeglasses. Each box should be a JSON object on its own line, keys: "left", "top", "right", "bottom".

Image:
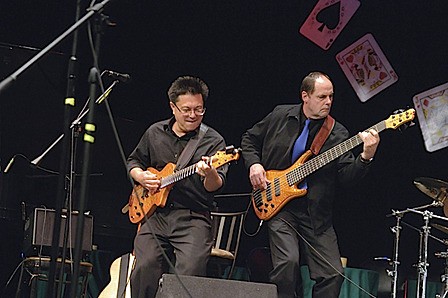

{"left": 173, "top": 103, "right": 206, "bottom": 116}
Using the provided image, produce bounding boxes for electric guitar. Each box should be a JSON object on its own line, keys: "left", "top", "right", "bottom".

{"left": 128, "top": 145, "right": 241, "bottom": 224}
{"left": 252, "top": 108, "right": 416, "bottom": 221}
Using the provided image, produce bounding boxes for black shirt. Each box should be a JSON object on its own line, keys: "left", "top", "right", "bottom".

{"left": 241, "top": 104, "right": 371, "bottom": 234}
{"left": 127, "top": 117, "right": 228, "bottom": 211}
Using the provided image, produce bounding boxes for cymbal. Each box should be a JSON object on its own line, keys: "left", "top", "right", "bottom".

{"left": 414, "top": 177, "right": 448, "bottom": 216}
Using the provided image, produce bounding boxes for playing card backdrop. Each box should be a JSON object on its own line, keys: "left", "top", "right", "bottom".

{"left": 299, "top": 0, "right": 360, "bottom": 50}
{"left": 336, "top": 33, "right": 398, "bottom": 102}
{"left": 413, "top": 82, "right": 448, "bottom": 152}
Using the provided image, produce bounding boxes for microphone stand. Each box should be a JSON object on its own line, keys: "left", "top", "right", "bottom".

{"left": 67, "top": 67, "right": 99, "bottom": 298}
{"left": 30, "top": 75, "right": 116, "bottom": 298}
{"left": 0, "top": 2, "right": 115, "bottom": 296}
{"left": 25, "top": 76, "right": 118, "bottom": 297}
{"left": 0, "top": 0, "right": 111, "bottom": 95}
{"left": 0, "top": 1, "right": 114, "bottom": 296}
{"left": 28, "top": 78, "right": 119, "bottom": 167}
{"left": 69, "top": 10, "right": 105, "bottom": 297}
{"left": 46, "top": 0, "right": 83, "bottom": 296}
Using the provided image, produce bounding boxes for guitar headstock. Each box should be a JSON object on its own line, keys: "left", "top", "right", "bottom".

{"left": 385, "top": 108, "right": 415, "bottom": 130}
{"left": 211, "top": 145, "right": 241, "bottom": 168}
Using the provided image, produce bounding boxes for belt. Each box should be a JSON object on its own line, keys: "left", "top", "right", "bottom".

{"left": 156, "top": 205, "right": 210, "bottom": 217}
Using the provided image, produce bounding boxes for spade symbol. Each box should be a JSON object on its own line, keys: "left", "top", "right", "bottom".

{"left": 316, "top": 1, "right": 341, "bottom": 32}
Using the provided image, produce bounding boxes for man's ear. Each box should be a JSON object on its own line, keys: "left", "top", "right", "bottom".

{"left": 169, "top": 102, "right": 176, "bottom": 114}
{"left": 301, "top": 91, "right": 308, "bottom": 103}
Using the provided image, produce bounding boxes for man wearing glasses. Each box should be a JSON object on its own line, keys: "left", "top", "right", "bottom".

{"left": 127, "top": 76, "right": 228, "bottom": 297}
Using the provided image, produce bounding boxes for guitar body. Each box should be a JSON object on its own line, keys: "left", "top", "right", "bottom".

{"left": 127, "top": 146, "right": 241, "bottom": 224}
{"left": 252, "top": 150, "right": 311, "bottom": 221}
{"left": 251, "top": 109, "right": 416, "bottom": 221}
{"left": 99, "top": 253, "right": 135, "bottom": 298}
{"left": 128, "top": 163, "right": 175, "bottom": 224}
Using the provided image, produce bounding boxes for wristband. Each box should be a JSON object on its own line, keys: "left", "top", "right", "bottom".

{"left": 360, "top": 156, "right": 373, "bottom": 164}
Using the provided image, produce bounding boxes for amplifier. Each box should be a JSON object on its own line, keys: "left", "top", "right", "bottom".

{"left": 156, "top": 274, "right": 278, "bottom": 298}
{"left": 23, "top": 208, "right": 93, "bottom": 254}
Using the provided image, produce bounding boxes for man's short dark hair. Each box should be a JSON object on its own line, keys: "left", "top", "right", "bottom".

{"left": 300, "top": 71, "right": 331, "bottom": 94}
{"left": 167, "top": 76, "right": 209, "bottom": 103}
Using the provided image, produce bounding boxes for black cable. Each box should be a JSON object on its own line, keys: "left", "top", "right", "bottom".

{"left": 280, "top": 217, "right": 377, "bottom": 298}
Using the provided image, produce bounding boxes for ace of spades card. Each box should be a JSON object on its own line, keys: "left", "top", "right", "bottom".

{"left": 299, "top": 0, "right": 360, "bottom": 50}
{"left": 413, "top": 82, "right": 448, "bottom": 152}
{"left": 336, "top": 33, "right": 398, "bottom": 102}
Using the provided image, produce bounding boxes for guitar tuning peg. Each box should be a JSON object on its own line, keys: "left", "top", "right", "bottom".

{"left": 392, "top": 108, "right": 405, "bottom": 114}
{"left": 225, "top": 145, "right": 235, "bottom": 153}
{"left": 393, "top": 108, "right": 415, "bottom": 132}
{"left": 398, "top": 119, "right": 415, "bottom": 132}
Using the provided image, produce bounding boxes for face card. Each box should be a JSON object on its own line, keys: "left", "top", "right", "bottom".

{"left": 413, "top": 82, "right": 448, "bottom": 152}
{"left": 299, "top": 0, "right": 360, "bottom": 50}
{"left": 336, "top": 33, "right": 398, "bottom": 102}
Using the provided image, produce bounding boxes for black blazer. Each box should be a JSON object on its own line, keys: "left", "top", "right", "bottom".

{"left": 241, "top": 104, "right": 371, "bottom": 234}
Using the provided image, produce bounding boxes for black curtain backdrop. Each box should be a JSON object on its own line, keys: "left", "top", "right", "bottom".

{"left": 1, "top": 0, "right": 447, "bottom": 293}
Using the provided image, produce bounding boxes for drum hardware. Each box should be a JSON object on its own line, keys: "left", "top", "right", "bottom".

{"left": 414, "top": 177, "right": 448, "bottom": 216}
{"left": 406, "top": 208, "right": 448, "bottom": 298}
{"left": 387, "top": 209, "right": 405, "bottom": 298}
{"left": 387, "top": 201, "right": 442, "bottom": 298}
{"left": 384, "top": 177, "right": 448, "bottom": 298}
{"left": 418, "top": 210, "right": 431, "bottom": 298}
{"left": 435, "top": 251, "right": 448, "bottom": 298}
{"left": 412, "top": 177, "right": 448, "bottom": 297}
{"left": 387, "top": 202, "right": 445, "bottom": 298}
{"left": 406, "top": 220, "right": 448, "bottom": 298}
{"left": 433, "top": 223, "right": 448, "bottom": 298}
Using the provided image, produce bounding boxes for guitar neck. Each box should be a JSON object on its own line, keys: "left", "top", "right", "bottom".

{"left": 288, "top": 120, "right": 387, "bottom": 184}
{"left": 160, "top": 164, "right": 197, "bottom": 188}
{"left": 158, "top": 147, "right": 240, "bottom": 189}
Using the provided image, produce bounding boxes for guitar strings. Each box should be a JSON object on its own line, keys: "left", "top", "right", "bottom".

{"left": 252, "top": 133, "right": 363, "bottom": 200}
{"left": 162, "top": 150, "right": 239, "bottom": 187}
{"left": 129, "top": 150, "right": 239, "bottom": 223}
{"left": 252, "top": 122, "right": 386, "bottom": 212}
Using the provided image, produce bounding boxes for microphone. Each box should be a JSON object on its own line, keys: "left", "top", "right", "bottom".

{"left": 3, "top": 156, "right": 15, "bottom": 173}
{"left": 31, "top": 154, "right": 44, "bottom": 166}
{"left": 30, "top": 134, "right": 64, "bottom": 166}
{"left": 105, "top": 70, "right": 131, "bottom": 83}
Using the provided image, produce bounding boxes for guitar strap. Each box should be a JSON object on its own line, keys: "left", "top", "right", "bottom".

{"left": 310, "top": 115, "right": 335, "bottom": 155}
{"left": 117, "top": 253, "right": 130, "bottom": 296}
{"left": 175, "top": 123, "right": 209, "bottom": 170}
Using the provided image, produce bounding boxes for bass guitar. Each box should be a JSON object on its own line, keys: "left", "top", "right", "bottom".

{"left": 128, "top": 145, "right": 241, "bottom": 224}
{"left": 252, "top": 108, "right": 415, "bottom": 221}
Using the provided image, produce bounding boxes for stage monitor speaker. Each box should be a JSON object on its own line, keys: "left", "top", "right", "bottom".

{"left": 156, "top": 274, "right": 277, "bottom": 298}
{"left": 23, "top": 208, "right": 93, "bottom": 254}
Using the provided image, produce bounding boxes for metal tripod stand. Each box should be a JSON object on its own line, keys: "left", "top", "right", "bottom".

{"left": 387, "top": 201, "right": 442, "bottom": 298}
{"left": 435, "top": 250, "right": 448, "bottom": 298}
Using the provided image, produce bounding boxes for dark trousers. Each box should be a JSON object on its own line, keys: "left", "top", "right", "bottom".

{"left": 130, "top": 209, "right": 213, "bottom": 298}
{"left": 267, "top": 202, "right": 343, "bottom": 298}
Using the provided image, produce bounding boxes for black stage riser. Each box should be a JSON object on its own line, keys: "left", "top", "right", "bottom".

{"left": 156, "top": 274, "right": 277, "bottom": 298}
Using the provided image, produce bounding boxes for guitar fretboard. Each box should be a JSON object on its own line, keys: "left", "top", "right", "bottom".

{"left": 286, "top": 121, "right": 386, "bottom": 185}
{"left": 161, "top": 164, "right": 197, "bottom": 188}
